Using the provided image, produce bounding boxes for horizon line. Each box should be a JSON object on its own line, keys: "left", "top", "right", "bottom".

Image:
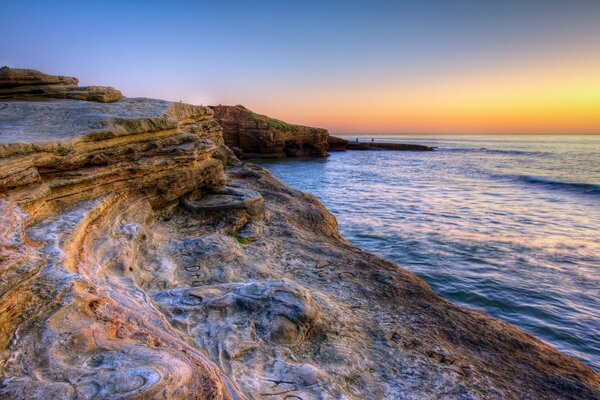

{"left": 332, "top": 132, "right": 600, "bottom": 136}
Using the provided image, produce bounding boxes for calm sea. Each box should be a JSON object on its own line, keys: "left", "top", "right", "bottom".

{"left": 256, "top": 135, "right": 600, "bottom": 370}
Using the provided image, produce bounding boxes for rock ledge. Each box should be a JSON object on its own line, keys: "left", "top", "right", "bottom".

{"left": 0, "top": 66, "right": 123, "bottom": 102}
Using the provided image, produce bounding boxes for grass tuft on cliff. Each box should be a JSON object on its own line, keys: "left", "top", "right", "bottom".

{"left": 249, "top": 111, "right": 296, "bottom": 132}
{"left": 266, "top": 117, "right": 295, "bottom": 132}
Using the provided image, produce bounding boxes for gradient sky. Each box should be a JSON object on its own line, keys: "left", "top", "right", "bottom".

{"left": 1, "top": 0, "right": 599, "bottom": 133}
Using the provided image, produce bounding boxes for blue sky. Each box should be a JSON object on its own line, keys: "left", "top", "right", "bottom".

{"left": 2, "top": 0, "right": 599, "bottom": 133}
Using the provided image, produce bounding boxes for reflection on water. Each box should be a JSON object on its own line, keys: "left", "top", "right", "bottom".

{"left": 256, "top": 135, "right": 600, "bottom": 370}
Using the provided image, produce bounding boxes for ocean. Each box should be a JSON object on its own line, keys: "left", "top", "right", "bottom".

{"left": 256, "top": 135, "right": 600, "bottom": 370}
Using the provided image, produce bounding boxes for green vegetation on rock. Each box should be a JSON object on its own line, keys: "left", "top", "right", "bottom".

{"left": 248, "top": 110, "right": 296, "bottom": 132}
{"left": 235, "top": 235, "right": 256, "bottom": 245}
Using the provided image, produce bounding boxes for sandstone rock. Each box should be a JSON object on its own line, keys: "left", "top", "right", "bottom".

{"left": 181, "top": 186, "right": 264, "bottom": 216}
{"left": 0, "top": 67, "right": 123, "bottom": 102}
{"left": 0, "top": 96, "right": 240, "bottom": 399}
{"left": 327, "top": 135, "right": 349, "bottom": 151}
{"left": 211, "top": 105, "right": 328, "bottom": 159}
{"left": 0, "top": 66, "right": 79, "bottom": 87}
{"left": 0, "top": 76, "right": 598, "bottom": 399}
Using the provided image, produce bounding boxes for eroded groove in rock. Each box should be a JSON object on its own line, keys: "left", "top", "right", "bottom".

{"left": 1, "top": 77, "right": 599, "bottom": 400}
{"left": 0, "top": 96, "right": 239, "bottom": 399}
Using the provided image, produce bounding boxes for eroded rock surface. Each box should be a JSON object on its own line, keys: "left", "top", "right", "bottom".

{"left": 211, "top": 105, "right": 328, "bottom": 159}
{"left": 0, "top": 67, "right": 123, "bottom": 102}
{"left": 1, "top": 80, "right": 599, "bottom": 399}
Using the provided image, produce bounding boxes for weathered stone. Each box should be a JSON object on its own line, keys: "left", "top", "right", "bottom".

{"left": 0, "top": 67, "right": 123, "bottom": 102}
{"left": 0, "top": 66, "right": 79, "bottom": 87}
{"left": 327, "top": 135, "right": 348, "bottom": 151}
{"left": 181, "top": 186, "right": 264, "bottom": 215}
{"left": 211, "top": 105, "right": 328, "bottom": 159}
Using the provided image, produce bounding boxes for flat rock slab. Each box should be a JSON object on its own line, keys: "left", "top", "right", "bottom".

{"left": 182, "top": 186, "right": 264, "bottom": 214}
{"left": 0, "top": 98, "right": 176, "bottom": 144}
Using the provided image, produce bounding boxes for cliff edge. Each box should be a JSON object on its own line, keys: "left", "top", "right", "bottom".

{"left": 211, "top": 105, "right": 328, "bottom": 159}
{"left": 0, "top": 70, "right": 599, "bottom": 400}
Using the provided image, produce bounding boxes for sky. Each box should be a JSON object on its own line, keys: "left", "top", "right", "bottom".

{"left": 1, "top": 0, "right": 599, "bottom": 134}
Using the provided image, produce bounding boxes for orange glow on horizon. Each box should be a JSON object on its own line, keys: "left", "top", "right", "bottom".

{"left": 238, "top": 56, "right": 600, "bottom": 134}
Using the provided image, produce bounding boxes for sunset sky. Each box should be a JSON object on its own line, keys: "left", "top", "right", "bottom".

{"left": 1, "top": 0, "right": 599, "bottom": 134}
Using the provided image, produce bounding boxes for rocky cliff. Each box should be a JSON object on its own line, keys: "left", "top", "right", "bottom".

{"left": 211, "top": 105, "right": 328, "bottom": 159}
{"left": 1, "top": 71, "right": 599, "bottom": 400}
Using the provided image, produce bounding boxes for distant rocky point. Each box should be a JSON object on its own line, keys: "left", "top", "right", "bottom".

{"left": 0, "top": 69, "right": 598, "bottom": 399}
{"left": 328, "top": 135, "right": 434, "bottom": 151}
{"left": 211, "top": 104, "right": 329, "bottom": 159}
{"left": 327, "top": 135, "right": 349, "bottom": 151}
{"left": 0, "top": 66, "right": 123, "bottom": 102}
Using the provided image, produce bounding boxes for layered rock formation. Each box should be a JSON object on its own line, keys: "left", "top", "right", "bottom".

{"left": 0, "top": 67, "right": 123, "bottom": 102}
{"left": 1, "top": 72, "right": 599, "bottom": 399}
{"left": 211, "top": 105, "right": 328, "bottom": 159}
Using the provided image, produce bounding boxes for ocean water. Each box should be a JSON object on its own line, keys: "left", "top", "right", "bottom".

{"left": 256, "top": 135, "right": 600, "bottom": 370}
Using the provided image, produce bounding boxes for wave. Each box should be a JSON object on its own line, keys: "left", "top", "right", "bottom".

{"left": 435, "top": 147, "right": 549, "bottom": 157}
{"left": 512, "top": 175, "right": 600, "bottom": 194}
{"left": 480, "top": 148, "right": 549, "bottom": 157}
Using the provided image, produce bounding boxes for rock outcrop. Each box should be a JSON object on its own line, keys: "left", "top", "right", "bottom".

{"left": 0, "top": 67, "right": 123, "bottom": 102}
{"left": 1, "top": 71, "right": 599, "bottom": 399}
{"left": 211, "top": 105, "right": 328, "bottom": 159}
{"left": 328, "top": 135, "right": 434, "bottom": 151}
{"left": 327, "top": 135, "right": 349, "bottom": 151}
{"left": 346, "top": 141, "right": 434, "bottom": 151}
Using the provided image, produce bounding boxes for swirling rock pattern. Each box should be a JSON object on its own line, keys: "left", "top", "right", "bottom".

{"left": 1, "top": 81, "right": 599, "bottom": 399}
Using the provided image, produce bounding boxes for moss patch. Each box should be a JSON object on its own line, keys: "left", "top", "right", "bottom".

{"left": 249, "top": 111, "right": 296, "bottom": 132}
{"left": 235, "top": 236, "right": 256, "bottom": 246}
{"left": 266, "top": 118, "right": 295, "bottom": 132}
